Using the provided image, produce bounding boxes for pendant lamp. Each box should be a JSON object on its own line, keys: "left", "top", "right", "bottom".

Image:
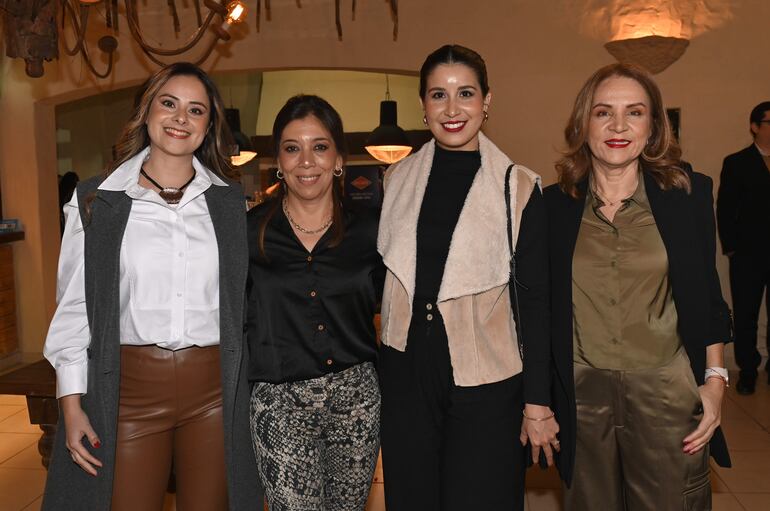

{"left": 365, "top": 76, "right": 412, "bottom": 164}
{"left": 225, "top": 108, "right": 257, "bottom": 167}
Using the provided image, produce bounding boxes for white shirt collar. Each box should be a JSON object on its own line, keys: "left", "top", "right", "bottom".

{"left": 98, "top": 147, "right": 229, "bottom": 208}
{"left": 755, "top": 143, "right": 770, "bottom": 157}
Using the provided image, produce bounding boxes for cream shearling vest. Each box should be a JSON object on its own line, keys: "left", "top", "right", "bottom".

{"left": 377, "top": 132, "right": 541, "bottom": 386}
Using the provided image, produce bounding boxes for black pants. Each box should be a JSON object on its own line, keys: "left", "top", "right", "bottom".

{"left": 378, "top": 302, "right": 526, "bottom": 511}
{"left": 729, "top": 251, "right": 770, "bottom": 379}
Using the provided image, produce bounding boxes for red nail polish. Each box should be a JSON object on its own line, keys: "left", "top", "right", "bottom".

{"left": 94, "top": 441, "right": 101, "bottom": 448}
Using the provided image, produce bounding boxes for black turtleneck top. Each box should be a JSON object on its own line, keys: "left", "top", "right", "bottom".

{"left": 415, "top": 145, "right": 481, "bottom": 300}
{"left": 412, "top": 144, "right": 550, "bottom": 404}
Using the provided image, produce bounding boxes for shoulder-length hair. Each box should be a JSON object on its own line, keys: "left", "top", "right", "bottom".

{"left": 256, "top": 94, "right": 348, "bottom": 258}
{"left": 108, "top": 62, "right": 235, "bottom": 181}
{"left": 555, "top": 63, "right": 690, "bottom": 198}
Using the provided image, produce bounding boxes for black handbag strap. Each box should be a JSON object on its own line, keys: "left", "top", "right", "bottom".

{"left": 505, "top": 164, "right": 525, "bottom": 361}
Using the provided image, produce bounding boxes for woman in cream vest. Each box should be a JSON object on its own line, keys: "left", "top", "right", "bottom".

{"left": 377, "top": 44, "right": 558, "bottom": 511}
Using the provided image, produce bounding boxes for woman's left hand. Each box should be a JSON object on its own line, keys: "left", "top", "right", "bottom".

{"left": 520, "top": 403, "right": 560, "bottom": 467}
{"left": 683, "top": 378, "right": 725, "bottom": 455}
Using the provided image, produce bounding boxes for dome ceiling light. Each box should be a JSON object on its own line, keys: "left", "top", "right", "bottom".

{"left": 365, "top": 75, "right": 412, "bottom": 165}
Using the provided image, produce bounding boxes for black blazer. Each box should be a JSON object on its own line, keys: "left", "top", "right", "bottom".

{"left": 544, "top": 170, "right": 732, "bottom": 486}
{"left": 716, "top": 144, "right": 770, "bottom": 254}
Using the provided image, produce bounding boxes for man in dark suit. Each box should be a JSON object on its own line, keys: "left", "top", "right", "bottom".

{"left": 717, "top": 101, "right": 770, "bottom": 394}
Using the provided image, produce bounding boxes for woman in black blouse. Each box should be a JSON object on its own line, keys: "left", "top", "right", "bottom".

{"left": 246, "top": 95, "right": 383, "bottom": 511}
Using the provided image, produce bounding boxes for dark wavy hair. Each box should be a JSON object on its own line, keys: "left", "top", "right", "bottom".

{"left": 419, "top": 44, "right": 489, "bottom": 99}
{"left": 257, "top": 94, "right": 348, "bottom": 257}
{"left": 555, "top": 63, "right": 690, "bottom": 198}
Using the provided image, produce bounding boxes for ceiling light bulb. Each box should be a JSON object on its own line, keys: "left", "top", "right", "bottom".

{"left": 231, "top": 151, "right": 257, "bottom": 166}
{"left": 226, "top": 1, "right": 248, "bottom": 24}
{"left": 365, "top": 145, "right": 412, "bottom": 164}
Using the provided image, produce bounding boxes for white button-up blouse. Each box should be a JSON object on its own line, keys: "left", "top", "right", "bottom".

{"left": 44, "top": 148, "right": 227, "bottom": 398}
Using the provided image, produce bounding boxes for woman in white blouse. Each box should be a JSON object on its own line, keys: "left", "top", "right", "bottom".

{"left": 42, "top": 63, "right": 260, "bottom": 511}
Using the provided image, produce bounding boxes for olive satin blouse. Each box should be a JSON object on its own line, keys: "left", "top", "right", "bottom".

{"left": 572, "top": 175, "right": 682, "bottom": 369}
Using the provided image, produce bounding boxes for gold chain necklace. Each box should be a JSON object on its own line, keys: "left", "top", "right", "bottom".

{"left": 282, "top": 198, "right": 333, "bottom": 235}
{"left": 592, "top": 178, "right": 638, "bottom": 207}
{"left": 592, "top": 187, "right": 626, "bottom": 207}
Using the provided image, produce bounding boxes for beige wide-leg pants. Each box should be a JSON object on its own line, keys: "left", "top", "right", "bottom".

{"left": 565, "top": 348, "right": 712, "bottom": 511}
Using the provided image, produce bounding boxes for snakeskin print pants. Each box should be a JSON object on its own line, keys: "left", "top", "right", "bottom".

{"left": 250, "top": 362, "right": 380, "bottom": 511}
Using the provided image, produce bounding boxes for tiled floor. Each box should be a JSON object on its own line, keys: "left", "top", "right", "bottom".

{"left": 2, "top": 370, "right": 769, "bottom": 511}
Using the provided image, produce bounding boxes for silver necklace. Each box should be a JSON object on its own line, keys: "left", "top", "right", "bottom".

{"left": 282, "top": 198, "right": 333, "bottom": 235}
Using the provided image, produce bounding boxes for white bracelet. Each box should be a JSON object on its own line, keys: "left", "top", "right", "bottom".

{"left": 704, "top": 367, "right": 729, "bottom": 387}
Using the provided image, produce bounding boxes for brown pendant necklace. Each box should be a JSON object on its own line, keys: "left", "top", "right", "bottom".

{"left": 140, "top": 168, "right": 195, "bottom": 205}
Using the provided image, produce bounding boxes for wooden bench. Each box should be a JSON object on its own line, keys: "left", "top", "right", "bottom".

{"left": 0, "top": 359, "right": 58, "bottom": 468}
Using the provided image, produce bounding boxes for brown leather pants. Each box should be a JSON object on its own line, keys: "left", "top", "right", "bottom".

{"left": 564, "top": 348, "right": 711, "bottom": 511}
{"left": 111, "top": 345, "right": 228, "bottom": 511}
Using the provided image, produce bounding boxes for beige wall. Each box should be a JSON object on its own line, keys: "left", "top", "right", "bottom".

{"left": 56, "top": 87, "right": 138, "bottom": 180}
{"left": 255, "top": 70, "right": 422, "bottom": 135}
{"left": 53, "top": 72, "right": 265, "bottom": 181}
{"left": 1, "top": 0, "right": 768, "bottom": 356}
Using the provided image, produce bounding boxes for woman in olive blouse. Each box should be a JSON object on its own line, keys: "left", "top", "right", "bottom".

{"left": 545, "top": 63, "right": 732, "bottom": 511}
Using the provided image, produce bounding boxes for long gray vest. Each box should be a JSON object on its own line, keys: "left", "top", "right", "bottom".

{"left": 42, "top": 176, "right": 262, "bottom": 510}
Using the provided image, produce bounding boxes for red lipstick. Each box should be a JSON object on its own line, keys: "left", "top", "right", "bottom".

{"left": 441, "top": 121, "right": 466, "bottom": 133}
{"left": 605, "top": 139, "right": 630, "bottom": 148}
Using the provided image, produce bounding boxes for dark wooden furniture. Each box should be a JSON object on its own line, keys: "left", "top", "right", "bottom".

{"left": 0, "top": 359, "right": 57, "bottom": 468}
{"left": 0, "top": 231, "right": 24, "bottom": 360}
{"left": 0, "top": 360, "right": 177, "bottom": 495}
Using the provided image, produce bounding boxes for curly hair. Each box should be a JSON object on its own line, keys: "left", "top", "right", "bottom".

{"left": 555, "top": 63, "right": 690, "bottom": 198}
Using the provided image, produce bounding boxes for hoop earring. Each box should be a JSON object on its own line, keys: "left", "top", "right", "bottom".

{"left": 276, "top": 169, "right": 284, "bottom": 180}
{"left": 333, "top": 167, "right": 343, "bottom": 177}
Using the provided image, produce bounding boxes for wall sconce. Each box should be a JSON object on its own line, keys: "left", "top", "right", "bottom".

{"left": 605, "top": 35, "right": 689, "bottom": 74}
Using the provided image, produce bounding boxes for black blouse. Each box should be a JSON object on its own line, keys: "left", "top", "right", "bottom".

{"left": 246, "top": 201, "right": 384, "bottom": 384}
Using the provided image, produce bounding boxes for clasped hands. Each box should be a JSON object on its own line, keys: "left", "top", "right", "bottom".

{"left": 520, "top": 403, "right": 560, "bottom": 467}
